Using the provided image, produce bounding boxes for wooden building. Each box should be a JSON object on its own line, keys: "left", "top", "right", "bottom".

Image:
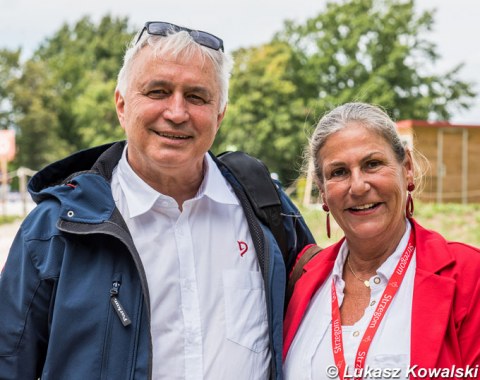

{"left": 396, "top": 120, "right": 480, "bottom": 203}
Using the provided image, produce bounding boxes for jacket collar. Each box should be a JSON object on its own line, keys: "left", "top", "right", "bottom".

{"left": 28, "top": 141, "right": 121, "bottom": 202}
{"left": 27, "top": 142, "right": 124, "bottom": 224}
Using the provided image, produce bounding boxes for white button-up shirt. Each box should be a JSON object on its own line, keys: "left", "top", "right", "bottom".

{"left": 284, "top": 222, "right": 415, "bottom": 380}
{"left": 111, "top": 148, "right": 270, "bottom": 379}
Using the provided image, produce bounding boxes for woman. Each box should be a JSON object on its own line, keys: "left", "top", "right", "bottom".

{"left": 283, "top": 102, "right": 480, "bottom": 379}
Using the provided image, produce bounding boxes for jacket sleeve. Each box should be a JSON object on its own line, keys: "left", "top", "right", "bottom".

{"left": 277, "top": 186, "right": 316, "bottom": 273}
{"left": 0, "top": 225, "right": 52, "bottom": 379}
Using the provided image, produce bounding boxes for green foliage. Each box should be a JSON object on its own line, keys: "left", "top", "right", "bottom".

{"left": 0, "top": 1, "right": 476, "bottom": 180}
{"left": 216, "top": 0, "right": 475, "bottom": 183}
{"left": 277, "top": 0, "right": 475, "bottom": 121}
{"left": 0, "top": 49, "right": 21, "bottom": 130}
{"left": 215, "top": 42, "right": 316, "bottom": 183}
{"left": 72, "top": 72, "right": 124, "bottom": 148}
{"left": 3, "top": 15, "right": 134, "bottom": 170}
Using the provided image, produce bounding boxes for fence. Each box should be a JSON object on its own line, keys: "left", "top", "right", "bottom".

{"left": 1, "top": 167, "right": 37, "bottom": 217}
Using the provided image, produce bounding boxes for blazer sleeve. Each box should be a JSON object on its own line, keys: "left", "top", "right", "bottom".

{"left": 455, "top": 243, "right": 480, "bottom": 367}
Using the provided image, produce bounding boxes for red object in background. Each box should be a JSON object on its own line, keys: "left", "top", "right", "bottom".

{"left": 0, "top": 130, "right": 15, "bottom": 162}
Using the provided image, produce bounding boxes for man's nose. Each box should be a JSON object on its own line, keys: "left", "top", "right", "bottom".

{"left": 163, "top": 93, "right": 189, "bottom": 124}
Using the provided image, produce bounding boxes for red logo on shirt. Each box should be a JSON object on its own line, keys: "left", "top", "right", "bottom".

{"left": 238, "top": 241, "right": 248, "bottom": 257}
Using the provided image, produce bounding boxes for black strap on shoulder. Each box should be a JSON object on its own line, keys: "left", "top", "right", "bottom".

{"left": 216, "top": 151, "right": 288, "bottom": 260}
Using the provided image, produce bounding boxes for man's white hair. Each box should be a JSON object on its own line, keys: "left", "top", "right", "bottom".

{"left": 116, "top": 29, "right": 234, "bottom": 112}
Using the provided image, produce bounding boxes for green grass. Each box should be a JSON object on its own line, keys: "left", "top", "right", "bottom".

{"left": 0, "top": 215, "right": 20, "bottom": 225}
{"left": 2, "top": 200, "right": 478, "bottom": 249}
{"left": 296, "top": 200, "right": 480, "bottom": 249}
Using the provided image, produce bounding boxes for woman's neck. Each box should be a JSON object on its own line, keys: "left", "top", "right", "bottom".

{"left": 346, "top": 221, "right": 407, "bottom": 274}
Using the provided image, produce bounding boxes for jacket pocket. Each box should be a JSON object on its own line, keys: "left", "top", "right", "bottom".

{"left": 101, "top": 275, "right": 133, "bottom": 380}
{"left": 222, "top": 269, "right": 269, "bottom": 353}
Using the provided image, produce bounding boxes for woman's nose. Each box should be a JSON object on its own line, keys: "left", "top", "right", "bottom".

{"left": 349, "top": 171, "right": 370, "bottom": 195}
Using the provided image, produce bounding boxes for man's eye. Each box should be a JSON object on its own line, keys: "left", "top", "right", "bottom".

{"left": 148, "top": 90, "right": 169, "bottom": 98}
{"left": 187, "top": 94, "right": 207, "bottom": 105}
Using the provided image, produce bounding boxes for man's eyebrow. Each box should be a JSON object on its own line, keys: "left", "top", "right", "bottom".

{"left": 142, "top": 80, "right": 171, "bottom": 89}
{"left": 186, "top": 85, "right": 212, "bottom": 97}
{"left": 142, "top": 80, "right": 212, "bottom": 97}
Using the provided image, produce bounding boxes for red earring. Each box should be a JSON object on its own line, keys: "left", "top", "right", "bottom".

{"left": 322, "top": 203, "right": 331, "bottom": 238}
{"left": 406, "top": 183, "right": 415, "bottom": 218}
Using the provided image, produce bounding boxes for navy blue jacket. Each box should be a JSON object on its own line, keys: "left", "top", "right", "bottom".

{"left": 0, "top": 141, "right": 314, "bottom": 379}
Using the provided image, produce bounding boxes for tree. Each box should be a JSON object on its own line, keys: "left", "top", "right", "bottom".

{"left": 8, "top": 59, "right": 70, "bottom": 169}
{"left": 217, "top": 0, "right": 475, "bottom": 183}
{"left": 8, "top": 15, "right": 134, "bottom": 170}
{"left": 278, "top": 0, "right": 475, "bottom": 120}
{"left": 0, "top": 49, "right": 21, "bottom": 130}
{"left": 215, "top": 42, "right": 316, "bottom": 183}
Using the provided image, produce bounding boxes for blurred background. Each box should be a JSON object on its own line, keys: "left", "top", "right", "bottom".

{"left": 1, "top": 0, "right": 479, "bottom": 261}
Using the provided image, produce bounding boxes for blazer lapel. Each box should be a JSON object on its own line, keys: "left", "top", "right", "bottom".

{"left": 410, "top": 220, "right": 456, "bottom": 369}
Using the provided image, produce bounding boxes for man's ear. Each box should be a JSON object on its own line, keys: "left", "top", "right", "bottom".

{"left": 216, "top": 104, "right": 227, "bottom": 132}
{"left": 115, "top": 89, "right": 126, "bottom": 130}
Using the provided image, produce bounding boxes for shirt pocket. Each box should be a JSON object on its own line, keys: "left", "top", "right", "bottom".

{"left": 222, "top": 269, "right": 269, "bottom": 353}
{"left": 371, "top": 354, "right": 409, "bottom": 379}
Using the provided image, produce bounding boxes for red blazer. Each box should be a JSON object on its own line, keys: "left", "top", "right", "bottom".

{"left": 283, "top": 219, "right": 480, "bottom": 378}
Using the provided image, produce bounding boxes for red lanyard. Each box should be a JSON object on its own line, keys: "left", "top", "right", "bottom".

{"left": 331, "top": 230, "right": 415, "bottom": 380}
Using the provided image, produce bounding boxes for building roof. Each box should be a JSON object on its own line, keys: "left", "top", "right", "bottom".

{"left": 396, "top": 120, "right": 480, "bottom": 129}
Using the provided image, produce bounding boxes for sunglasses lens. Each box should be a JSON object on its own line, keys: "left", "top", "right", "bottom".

{"left": 147, "top": 22, "right": 173, "bottom": 36}
{"left": 140, "top": 22, "right": 224, "bottom": 51}
{"left": 192, "top": 31, "right": 223, "bottom": 51}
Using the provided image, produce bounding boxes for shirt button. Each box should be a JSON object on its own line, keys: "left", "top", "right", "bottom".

{"left": 161, "top": 200, "right": 169, "bottom": 207}
{"left": 353, "top": 330, "right": 360, "bottom": 337}
{"left": 370, "top": 300, "right": 376, "bottom": 307}
{"left": 374, "top": 277, "right": 381, "bottom": 284}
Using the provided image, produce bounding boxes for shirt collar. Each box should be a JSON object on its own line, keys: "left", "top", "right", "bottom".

{"left": 117, "top": 147, "right": 238, "bottom": 218}
{"left": 332, "top": 220, "right": 413, "bottom": 284}
{"left": 116, "top": 146, "right": 162, "bottom": 218}
{"left": 197, "top": 153, "right": 239, "bottom": 205}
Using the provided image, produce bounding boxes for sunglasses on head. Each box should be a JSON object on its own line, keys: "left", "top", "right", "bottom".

{"left": 135, "top": 21, "right": 224, "bottom": 52}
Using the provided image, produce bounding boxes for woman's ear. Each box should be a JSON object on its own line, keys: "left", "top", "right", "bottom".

{"left": 404, "top": 149, "right": 415, "bottom": 184}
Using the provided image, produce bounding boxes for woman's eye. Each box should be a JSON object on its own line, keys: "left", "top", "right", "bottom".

{"left": 366, "top": 160, "right": 381, "bottom": 169}
{"left": 331, "top": 168, "right": 346, "bottom": 177}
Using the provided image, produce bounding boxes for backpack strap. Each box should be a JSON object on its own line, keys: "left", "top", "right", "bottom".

{"left": 216, "top": 151, "right": 288, "bottom": 260}
{"left": 285, "top": 244, "right": 323, "bottom": 307}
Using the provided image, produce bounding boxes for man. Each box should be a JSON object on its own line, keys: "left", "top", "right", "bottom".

{"left": 0, "top": 21, "right": 314, "bottom": 379}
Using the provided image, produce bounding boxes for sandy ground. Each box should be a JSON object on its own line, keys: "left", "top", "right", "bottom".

{"left": 0, "top": 198, "right": 35, "bottom": 268}
{"left": 0, "top": 219, "right": 22, "bottom": 268}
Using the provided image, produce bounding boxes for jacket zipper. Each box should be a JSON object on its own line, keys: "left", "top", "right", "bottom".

{"left": 110, "top": 281, "right": 132, "bottom": 327}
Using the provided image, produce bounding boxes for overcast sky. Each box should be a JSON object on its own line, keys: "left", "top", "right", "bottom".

{"left": 1, "top": 0, "right": 479, "bottom": 123}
